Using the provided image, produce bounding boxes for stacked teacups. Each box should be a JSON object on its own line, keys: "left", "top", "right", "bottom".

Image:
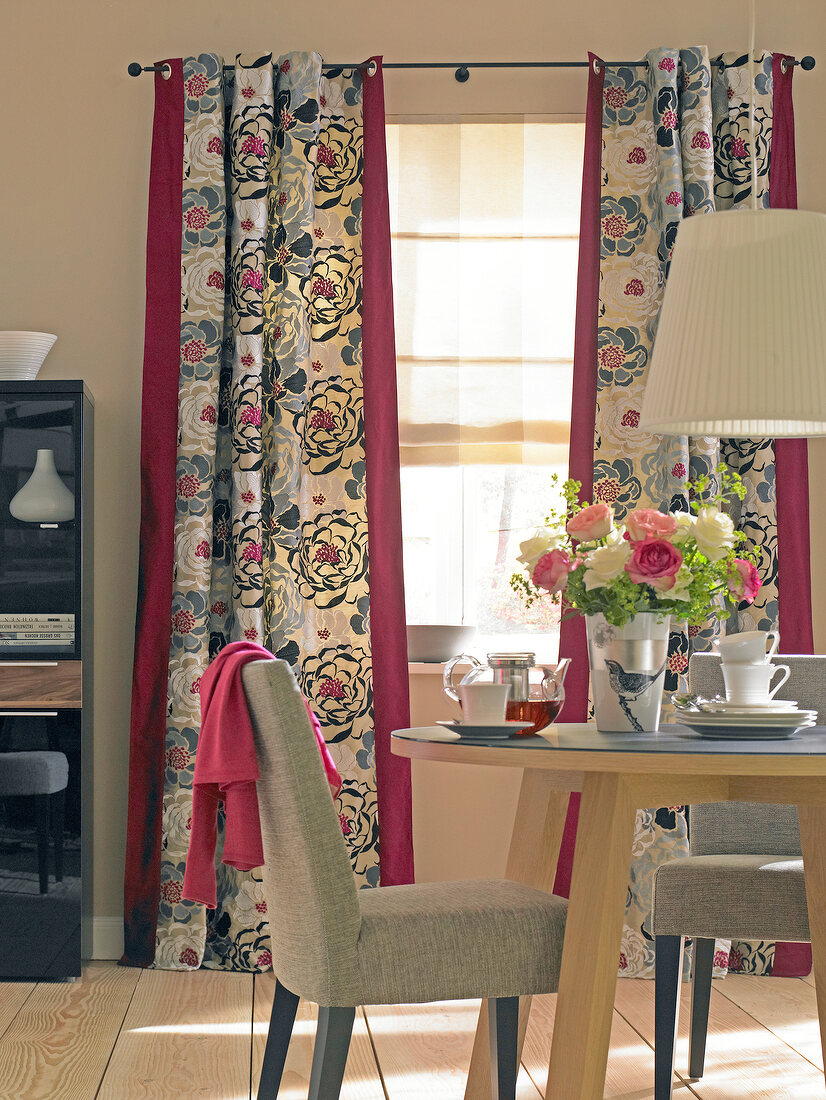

{"left": 675, "top": 631, "right": 816, "bottom": 737}
{"left": 714, "top": 630, "right": 789, "bottom": 706}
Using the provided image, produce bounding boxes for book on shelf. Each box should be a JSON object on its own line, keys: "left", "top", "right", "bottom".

{"left": 0, "top": 616, "right": 75, "bottom": 624}
{"left": 0, "top": 633, "right": 74, "bottom": 642}
{"left": 0, "top": 640, "right": 74, "bottom": 648}
{"left": 0, "top": 620, "right": 74, "bottom": 629}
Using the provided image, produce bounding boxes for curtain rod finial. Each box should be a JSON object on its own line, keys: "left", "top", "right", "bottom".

{"left": 127, "top": 62, "right": 142, "bottom": 77}
{"left": 454, "top": 65, "right": 470, "bottom": 82}
{"left": 801, "top": 55, "right": 816, "bottom": 70}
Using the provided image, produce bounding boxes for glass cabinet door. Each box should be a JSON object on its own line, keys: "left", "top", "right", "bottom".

{"left": 0, "top": 397, "right": 78, "bottom": 655}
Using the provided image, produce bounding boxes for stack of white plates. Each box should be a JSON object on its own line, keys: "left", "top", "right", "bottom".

{"left": 0, "top": 331, "right": 57, "bottom": 380}
{"left": 676, "top": 698, "right": 817, "bottom": 740}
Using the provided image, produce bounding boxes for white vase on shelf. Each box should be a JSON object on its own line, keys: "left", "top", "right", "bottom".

{"left": 9, "top": 449, "right": 75, "bottom": 522}
{"left": 0, "top": 331, "right": 57, "bottom": 380}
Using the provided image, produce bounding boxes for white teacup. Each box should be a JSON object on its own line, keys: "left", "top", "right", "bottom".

{"left": 457, "top": 682, "right": 510, "bottom": 725}
{"left": 722, "top": 661, "right": 790, "bottom": 706}
{"left": 714, "top": 630, "right": 779, "bottom": 665}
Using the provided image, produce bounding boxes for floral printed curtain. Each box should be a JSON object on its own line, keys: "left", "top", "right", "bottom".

{"left": 124, "top": 52, "right": 411, "bottom": 971}
{"left": 586, "top": 47, "right": 794, "bottom": 977}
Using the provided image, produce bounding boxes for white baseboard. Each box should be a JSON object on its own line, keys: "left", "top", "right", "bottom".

{"left": 91, "top": 918, "right": 124, "bottom": 960}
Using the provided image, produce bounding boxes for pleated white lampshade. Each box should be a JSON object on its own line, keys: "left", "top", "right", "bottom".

{"left": 640, "top": 209, "right": 826, "bottom": 437}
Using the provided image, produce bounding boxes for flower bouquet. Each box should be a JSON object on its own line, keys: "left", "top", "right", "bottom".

{"left": 511, "top": 465, "right": 760, "bottom": 731}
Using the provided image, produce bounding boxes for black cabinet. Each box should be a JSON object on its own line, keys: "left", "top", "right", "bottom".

{"left": 0, "top": 381, "right": 93, "bottom": 979}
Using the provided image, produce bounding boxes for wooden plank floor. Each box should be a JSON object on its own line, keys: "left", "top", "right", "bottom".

{"left": 0, "top": 965, "right": 824, "bottom": 1099}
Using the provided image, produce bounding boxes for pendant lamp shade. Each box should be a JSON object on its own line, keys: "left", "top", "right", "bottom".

{"left": 640, "top": 209, "right": 826, "bottom": 438}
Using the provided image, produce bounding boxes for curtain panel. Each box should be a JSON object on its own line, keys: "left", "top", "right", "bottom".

{"left": 123, "top": 52, "right": 412, "bottom": 971}
{"left": 559, "top": 48, "right": 809, "bottom": 978}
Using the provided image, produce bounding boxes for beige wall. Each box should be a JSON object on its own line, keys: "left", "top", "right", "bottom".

{"left": 4, "top": 0, "right": 826, "bottom": 944}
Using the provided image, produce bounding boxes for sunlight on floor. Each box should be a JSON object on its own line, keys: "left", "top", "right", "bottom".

{"left": 132, "top": 1019, "right": 315, "bottom": 1035}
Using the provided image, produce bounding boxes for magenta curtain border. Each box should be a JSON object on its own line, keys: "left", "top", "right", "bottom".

{"left": 121, "top": 60, "right": 184, "bottom": 967}
{"left": 771, "top": 54, "right": 812, "bottom": 656}
{"left": 553, "top": 54, "right": 605, "bottom": 898}
{"left": 362, "top": 56, "right": 415, "bottom": 886}
{"left": 769, "top": 52, "right": 812, "bottom": 979}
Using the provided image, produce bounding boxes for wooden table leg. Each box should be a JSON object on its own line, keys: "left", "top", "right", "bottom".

{"left": 546, "top": 771, "right": 638, "bottom": 1100}
{"left": 463, "top": 769, "right": 574, "bottom": 1100}
{"left": 797, "top": 802, "right": 826, "bottom": 1072}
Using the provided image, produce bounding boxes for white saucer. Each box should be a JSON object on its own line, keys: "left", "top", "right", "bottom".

{"left": 436, "top": 720, "right": 533, "bottom": 739}
{"left": 679, "top": 709, "right": 816, "bottom": 727}
{"left": 680, "top": 722, "right": 811, "bottom": 741}
{"left": 700, "top": 698, "right": 799, "bottom": 713}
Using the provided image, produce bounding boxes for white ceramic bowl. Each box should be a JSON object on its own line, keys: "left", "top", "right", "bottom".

{"left": 0, "top": 331, "right": 58, "bottom": 380}
{"left": 406, "top": 624, "right": 478, "bottom": 663}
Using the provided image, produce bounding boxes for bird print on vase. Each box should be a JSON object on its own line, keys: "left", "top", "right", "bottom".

{"left": 604, "top": 658, "right": 667, "bottom": 732}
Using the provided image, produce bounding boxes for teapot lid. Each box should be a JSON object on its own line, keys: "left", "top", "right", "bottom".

{"left": 486, "top": 652, "right": 535, "bottom": 668}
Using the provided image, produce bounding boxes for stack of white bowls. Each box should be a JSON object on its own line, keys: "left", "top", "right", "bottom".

{"left": 0, "top": 332, "right": 57, "bottom": 380}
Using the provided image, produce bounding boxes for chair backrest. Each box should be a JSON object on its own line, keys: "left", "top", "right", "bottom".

{"left": 686, "top": 653, "right": 826, "bottom": 857}
{"left": 242, "top": 659, "right": 362, "bottom": 1005}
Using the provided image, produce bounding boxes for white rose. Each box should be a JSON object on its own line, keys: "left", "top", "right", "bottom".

{"left": 517, "top": 528, "right": 565, "bottom": 571}
{"left": 693, "top": 506, "right": 736, "bottom": 561}
{"left": 583, "top": 531, "right": 632, "bottom": 590}
{"left": 671, "top": 512, "right": 696, "bottom": 544}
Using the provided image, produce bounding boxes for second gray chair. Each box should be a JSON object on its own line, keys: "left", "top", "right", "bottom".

{"left": 242, "top": 659, "right": 568, "bottom": 1100}
{"left": 651, "top": 652, "right": 819, "bottom": 1100}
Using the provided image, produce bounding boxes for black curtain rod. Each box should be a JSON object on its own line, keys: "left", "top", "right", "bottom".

{"left": 128, "top": 55, "right": 816, "bottom": 83}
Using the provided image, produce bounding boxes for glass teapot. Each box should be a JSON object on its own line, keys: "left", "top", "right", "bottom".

{"left": 443, "top": 652, "right": 570, "bottom": 735}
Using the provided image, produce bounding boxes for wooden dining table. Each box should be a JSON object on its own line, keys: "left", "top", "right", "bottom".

{"left": 391, "top": 722, "right": 826, "bottom": 1099}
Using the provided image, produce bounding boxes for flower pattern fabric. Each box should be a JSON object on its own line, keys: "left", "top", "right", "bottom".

{"left": 596, "top": 48, "right": 779, "bottom": 977}
{"left": 154, "top": 53, "right": 377, "bottom": 972}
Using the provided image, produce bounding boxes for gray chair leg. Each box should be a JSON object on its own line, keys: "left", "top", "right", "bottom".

{"left": 688, "top": 937, "right": 715, "bottom": 1079}
{"left": 488, "top": 996, "right": 519, "bottom": 1100}
{"left": 35, "top": 793, "right": 50, "bottom": 894}
{"left": 654, "top": 934, "right": 684, "bottom": 1100}
{"left": 256, "top": 979, "right": 299, "bottom": 1099}
{"left": 308, "top": 1005, "right": 355, "bottom": 1100}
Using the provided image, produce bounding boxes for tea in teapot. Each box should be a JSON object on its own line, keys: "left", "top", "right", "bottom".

{"left": 443, "top": 651, "right": 569, "bottom": 735}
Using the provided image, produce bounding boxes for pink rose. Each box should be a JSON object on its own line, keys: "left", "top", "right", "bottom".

{"left": 566, "top": 501, "right": 612, "bottom": 542}
{"left": 625, "top": 538, "right": 683, "bottom": 591}
{"left": 532, "top": 549, "right": 571, "bottom": 594}
{"left": 727, "top": 558, "right": 761, "bottom": 604}
{"left": 625, "top": 508, "right": 678, "bottom": 542}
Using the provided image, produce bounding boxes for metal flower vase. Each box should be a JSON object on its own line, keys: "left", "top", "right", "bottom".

{"left": 585, "top": 612, "right": 670, "bottom": 733}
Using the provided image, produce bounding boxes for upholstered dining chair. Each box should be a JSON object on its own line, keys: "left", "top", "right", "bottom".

{"left": 241, "top": 659, "right": 568, "bottom": 1100}
{"left": 651, "top": 652, "right": 822, "bottom": 1100}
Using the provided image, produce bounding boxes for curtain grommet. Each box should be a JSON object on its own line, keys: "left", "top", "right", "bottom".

{"left": 366, "top": 59, "right": 377, "bottom": 77}
{"left": 780, "top": 57, "right": 789, "bottom": 75}
{"left": 160, "top": 62, "right": 172, "bottom": 80}
{"left": 592, "top": 57, "right": 602, "bottom": 75}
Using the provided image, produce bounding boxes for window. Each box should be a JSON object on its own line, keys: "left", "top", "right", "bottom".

{"left": 386, "top": 118, "right": 585, "bottom": 660}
